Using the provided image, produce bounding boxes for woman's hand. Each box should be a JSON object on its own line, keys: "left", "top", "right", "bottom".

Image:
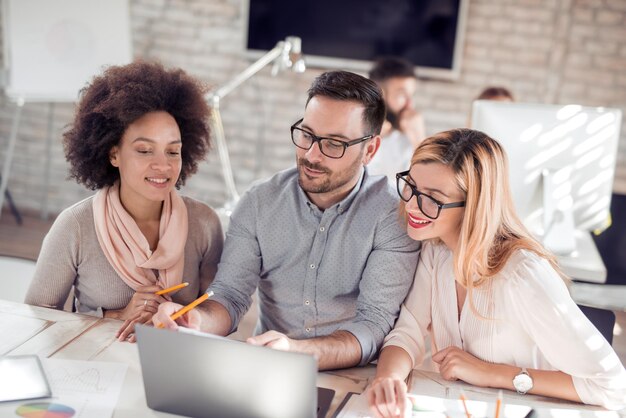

{"left": 105, "top": 285, "right": 167, "bottom": 342}
{"left": 432, "top": 346, "right": 499, "bottom": 387}
{"left": 366, "top": 375, "right": 411, "bottom": 418}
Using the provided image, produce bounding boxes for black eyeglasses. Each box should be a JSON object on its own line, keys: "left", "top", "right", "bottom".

{"left": 396, "top": 170, "right": 466, "bottom": 220}
{"left": 290, "top": 118, "right": 373, "bottom": 159}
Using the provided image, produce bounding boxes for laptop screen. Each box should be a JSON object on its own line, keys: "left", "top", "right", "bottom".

{"left": 136, "top": 325, "right": 327, "bottom": 418}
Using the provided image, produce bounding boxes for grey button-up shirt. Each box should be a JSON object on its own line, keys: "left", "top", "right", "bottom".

{"left": 209, "top": 167, "right": 420, "bottom": 365}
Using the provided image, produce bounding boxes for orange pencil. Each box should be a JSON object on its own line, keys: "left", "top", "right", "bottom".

{"left": 156, "top": 291, "right": 214, "bottom": 329}
{"left": 155, "top": 282, "right": 189, "bottom": 296}
{"left": 494, "top": 390, "right": 503, "bottom": 418}
{"left": 459, "top": 390, "right": 471, "bottom": 418}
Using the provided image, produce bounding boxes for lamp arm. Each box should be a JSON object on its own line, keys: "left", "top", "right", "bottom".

{"left": 205, "top": 40, "right": 290, "bottom": 213}
{"left": 207, "top": 41, "right": 287, "bottom": 102}
{"left": 209, "top": 104, "right": 240, "bottom": 208}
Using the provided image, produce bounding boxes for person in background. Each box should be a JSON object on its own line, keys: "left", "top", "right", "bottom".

{"left": 367, "top": 129, "right": 626, "bottom": 417}
{"left": 468, "top": 86, "right": 515, "bottom": 127}
{"left": 25, "top": 61, "right": 223, "bottom": 342}
{"left": 476, "top": 86, "right": 515, "bottom": 102}
{"left": 367, "top": 57, "right": 426, "bottom": 184}
{"left": 154, "top": 70, "right": 420, "bottom": 371}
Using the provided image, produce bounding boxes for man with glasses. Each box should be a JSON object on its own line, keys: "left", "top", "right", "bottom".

{"left": 154, "top": 71, "right": 420, "bottom": 370}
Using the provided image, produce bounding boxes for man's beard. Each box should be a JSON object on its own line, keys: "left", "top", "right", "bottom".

{"left": 297, "top": 159, "right": 332, "bottom": 193}
{"left": 297, "top": 154, "right": 363, "bottom": 195}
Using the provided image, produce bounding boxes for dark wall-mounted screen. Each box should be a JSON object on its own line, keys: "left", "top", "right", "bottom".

{"left": 247, "top": 0, "right": 466, "bottom": 76}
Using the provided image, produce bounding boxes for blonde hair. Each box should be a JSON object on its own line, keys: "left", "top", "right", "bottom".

{"left": 406, "top": 129, "right": 564, "bottom": 313}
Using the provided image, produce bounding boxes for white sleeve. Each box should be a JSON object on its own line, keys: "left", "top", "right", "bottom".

{"left": 504, "top": 253, "right": 626, "bottom": 410}
{"left": 382, "top": 241, "right": 434, "bottom": 368}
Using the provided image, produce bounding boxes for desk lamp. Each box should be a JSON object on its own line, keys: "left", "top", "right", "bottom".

{"left": 206, "top": 36, "right": 305, "bottom": 217}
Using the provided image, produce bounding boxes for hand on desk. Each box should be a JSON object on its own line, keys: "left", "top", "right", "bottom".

{"left": 104, "top": 285, "right": 167, "bottom": 342}
{"left": 152, "top": 301, "right": 202, "bottom": 330}
{"left": 366, "top": 375, "right": 411, "bottom": 418}
{"left": 247, "top": 330, "right": 294, "bottom": 351}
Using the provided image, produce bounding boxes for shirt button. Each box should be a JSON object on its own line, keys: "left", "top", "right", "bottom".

{"left": 305, "top": 327, "right": 311, "bottom": 332}
{"left": 319, "top": 226, "right": 325, "bottom": 232}
{"left": 305, "top": 300, "right": 310, "bottom": 305}
{"left": 310, "top": 264, "right": 315, "bottom": 269}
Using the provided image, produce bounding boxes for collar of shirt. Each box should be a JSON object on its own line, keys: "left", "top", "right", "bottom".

{"left": 300, "top": 167, "right": 365, "bottom": 217}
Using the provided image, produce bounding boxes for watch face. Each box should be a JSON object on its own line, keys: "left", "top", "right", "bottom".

{"left": 513, "top": 373, "right": 533, "bottom": 393}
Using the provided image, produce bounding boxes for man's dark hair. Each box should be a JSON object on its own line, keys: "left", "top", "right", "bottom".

{"left": 476, "top": 86, "right": 515, "bottom": 101}
{"left": 64, "top": 60, "right": 211, "bottom": 190}
{"left": 306, "top": 70, "right": 386, "bottom": 135}
{"left": 368, "top": 57, "right": 416, "bottom": 83}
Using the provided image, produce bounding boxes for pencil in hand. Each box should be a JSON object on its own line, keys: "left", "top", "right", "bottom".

{"left": 156, "top": 291, "right": 214, "bottom": 329}
{"left": 155, "top": 282, "right": 189, "bottom": 296}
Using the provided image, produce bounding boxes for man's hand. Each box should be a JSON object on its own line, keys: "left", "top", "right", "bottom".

{"left": 397, "top": 106, "right": 425, "bottom": 148}
{"left": 152, "top": 301, "right": 202, "bottom": 331}
{"left": 247, "top": 330, "right": 295, "bottom": 351}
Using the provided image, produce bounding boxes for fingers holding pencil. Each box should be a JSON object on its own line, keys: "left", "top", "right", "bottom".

{"left": 115, "top": 282, "right": 191, "bottom": 342}
{"left": 155, "top": 282, "right": 189, "bottom": 296}
{"left": 153, "top": 291, "right": 214, "bottom": 330}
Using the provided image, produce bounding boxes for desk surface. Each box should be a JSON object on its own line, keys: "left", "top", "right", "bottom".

{"left": 0, "top": 300, "right": 616, "bottom": 417}
{"left": 556, "top": 230, "right": 607, "bottom": 283}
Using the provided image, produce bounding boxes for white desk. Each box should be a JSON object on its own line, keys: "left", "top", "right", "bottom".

{"left": 0, "top": 300, "right": 617, "bottom": 417}
{"left": 556, "top": 230, "right": 607, "bottom": 283}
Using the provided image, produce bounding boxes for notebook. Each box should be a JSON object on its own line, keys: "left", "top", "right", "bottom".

{"left": 135, "top": 324, "right": 334, "bottom": 418}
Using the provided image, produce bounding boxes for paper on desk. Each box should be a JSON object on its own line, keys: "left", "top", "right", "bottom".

{"left": 334, "top": 392, "right": 532, "bottom": 418}
{"left": 177, "top": 325, "right": 233, "bottom": 341}
{"left": 0, "top": 358, "right": 127, "bottom": 418}
{"left": 0, "top": 315, "right": 48, "bottom": 355}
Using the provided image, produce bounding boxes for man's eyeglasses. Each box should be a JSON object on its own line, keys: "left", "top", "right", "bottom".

{"left": 396, "top": 170, "right": 466, "bottom": 220}
{"left": 290, "top": 118, "right": 373, "bottom": 159}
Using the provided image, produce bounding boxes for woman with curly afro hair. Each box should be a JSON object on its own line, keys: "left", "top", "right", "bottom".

{"left": 26, "top": 61, "right": 223, "bottom": 342}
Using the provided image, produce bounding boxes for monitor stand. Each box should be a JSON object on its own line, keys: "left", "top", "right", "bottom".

{"left": 557, "top": 230, "right": 607, "bottom": 283}
{"left": 540, "top": 170, "right": 607, "bottom": 283}
{"left": 541, "top": 169, "right": 576, "bottom": 256}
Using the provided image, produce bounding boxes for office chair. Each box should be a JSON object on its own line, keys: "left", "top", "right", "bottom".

{"left": 574, "top": 193, "right": 626, "bottom": 346}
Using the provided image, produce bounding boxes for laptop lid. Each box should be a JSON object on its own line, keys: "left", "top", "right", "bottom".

{"left": 135, "top": 325, "right": 318, "bottom": 418}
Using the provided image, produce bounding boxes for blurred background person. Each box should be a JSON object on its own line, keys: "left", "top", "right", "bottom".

{"left": 467, "top": 86, "right": 515, "bottom": 127}
{"left": 476, "top": 86, "right": 515, "bottom": 102}
{"left": 368, "top": 57, "right": 426, "bottom": 184}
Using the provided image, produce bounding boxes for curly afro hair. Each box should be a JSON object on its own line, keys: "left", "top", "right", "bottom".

{"left": 64, "top": 60, "right": 211, "bottom": 190}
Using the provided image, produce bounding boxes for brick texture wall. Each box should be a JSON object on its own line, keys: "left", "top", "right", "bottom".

{"left": 0, "top": 0, "right": 624, "bottom": 217}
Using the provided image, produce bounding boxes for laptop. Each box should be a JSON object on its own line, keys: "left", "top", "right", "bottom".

{"left": 135, "top": 325, "right": 334, "bottom": 418}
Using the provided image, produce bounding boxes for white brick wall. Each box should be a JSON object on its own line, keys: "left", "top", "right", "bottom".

{"left": 0, "top": 0, "right": 625, "bottom": 217}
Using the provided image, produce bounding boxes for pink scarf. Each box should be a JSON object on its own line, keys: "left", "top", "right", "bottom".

{"left": 92, "top": 182, "right": 188, "bottom": 292}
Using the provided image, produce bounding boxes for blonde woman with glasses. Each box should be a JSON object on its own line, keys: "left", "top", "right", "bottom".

{"left": 367, "top": 129, "right": 626, "bottom": 417}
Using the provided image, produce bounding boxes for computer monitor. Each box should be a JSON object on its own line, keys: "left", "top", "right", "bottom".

{"left": 472, "top": 101, "right": 621, "bottom": 255}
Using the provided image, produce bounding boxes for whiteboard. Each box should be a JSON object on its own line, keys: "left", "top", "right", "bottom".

{"left": 2, "top": 0, "right": 133, "bottom": 102}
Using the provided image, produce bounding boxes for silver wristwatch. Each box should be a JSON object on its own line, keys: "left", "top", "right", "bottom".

{"left": 512, "top": 367, "right": 533, "bottom": 395}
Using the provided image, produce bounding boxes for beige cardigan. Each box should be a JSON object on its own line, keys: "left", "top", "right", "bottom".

{"left": 25, "top": 195, "right": 223, "bottom": 316}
